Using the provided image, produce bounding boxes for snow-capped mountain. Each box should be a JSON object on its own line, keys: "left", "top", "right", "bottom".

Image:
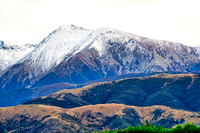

{"left": 0, "top": 40, "right": 37, "bottom": 74}
{"left": 37, "top": 28, "right": 200, "bottom": 86}
{"left": 0, "top": 25, "right": 200, "bottom": 91}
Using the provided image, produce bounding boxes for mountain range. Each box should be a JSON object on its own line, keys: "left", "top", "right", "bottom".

{"left": 1, "top": 25, "right": 200, "bottom": 132}
{"left": 0, "top": 25, "right": 200, "bottom": 106}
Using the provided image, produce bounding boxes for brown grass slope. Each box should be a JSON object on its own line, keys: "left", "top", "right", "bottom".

{"left": 0, "top": 104, "right": 95, "bottom": 133}
{"left": 0, "top": 104, "right": 200, "bottom": 132}
{"left": 25, "top": 73, "right": 200, "bottom": 111}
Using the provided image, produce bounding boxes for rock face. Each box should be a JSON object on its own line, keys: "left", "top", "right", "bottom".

{"left": 0, "top": 104, "right": 200, "bottom": 132}
{"left": 41, "top": 40, "right": 200, "bottom": 85}
{"left": 0, "top": 25, "right": 200, "bottom": 91}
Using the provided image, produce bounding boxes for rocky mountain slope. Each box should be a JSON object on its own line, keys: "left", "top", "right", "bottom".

{"left": 25, "top": 73, "right": 200, "bottom": 112}
{"left": 0, "top": 104, "right": 199, "bottom": 133}
{"left": 0, "top": 40, "right": 37, "bottom": 74}
{"left": 0, "top": 25, "right": 200, "bottom": 92}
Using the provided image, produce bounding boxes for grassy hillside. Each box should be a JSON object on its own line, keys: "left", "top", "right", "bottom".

{"left": 0, "top": 104, "right": 200, "bottom": 132}
{"left": 25, "top": 73, "right": 200, "bottom": 111}
{"left": 0, "top": 104, "right": 95, "bottom": 133}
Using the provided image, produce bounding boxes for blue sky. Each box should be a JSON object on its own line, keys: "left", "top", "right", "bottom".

{"left": 0, "top": 0, "right": 200, "bottom": 46}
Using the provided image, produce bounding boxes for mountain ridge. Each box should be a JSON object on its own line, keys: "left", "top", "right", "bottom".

{"left": 25, "top": 73, "right": 200, "bottom": 112}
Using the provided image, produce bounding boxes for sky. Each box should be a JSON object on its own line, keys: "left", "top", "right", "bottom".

{"left": 0, "top": 0, "right": 200, "bottom": 47}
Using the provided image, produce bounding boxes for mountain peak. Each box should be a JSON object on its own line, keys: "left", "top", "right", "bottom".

{"left": 96, "top": 27, "right": 123, "bottom": 34}
{"left": 57, "top": 24, "right": 88, "bottom": 32}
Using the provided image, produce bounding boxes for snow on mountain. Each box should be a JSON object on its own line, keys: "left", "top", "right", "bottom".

{"left": 196, "top": 47, "right": 200, "bottom": 55}
{"left": 0, "top": 25, "right": 97, "bottom": 89}
{"left": 88, "top": 27, "right": 200, "bottom": 75}
{"left": 23, "top": 25, "right": 93, "bottom": 77}
{"left": 0, "top": 40, "right": 37, "bottom": 74}
{"left": 0, "top": 25, "right": 200, "bottom": 91}
{"left": 34, "top": 26, "right": 200, "bottom": 86}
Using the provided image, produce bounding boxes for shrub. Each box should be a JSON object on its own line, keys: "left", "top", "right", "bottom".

{"left": 97, "top": 122, "right": 200, "bottom": 133}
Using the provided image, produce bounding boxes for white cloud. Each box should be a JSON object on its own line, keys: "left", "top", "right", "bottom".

{"left": 0, "top": 0, "right": 200, "bottom": 46}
